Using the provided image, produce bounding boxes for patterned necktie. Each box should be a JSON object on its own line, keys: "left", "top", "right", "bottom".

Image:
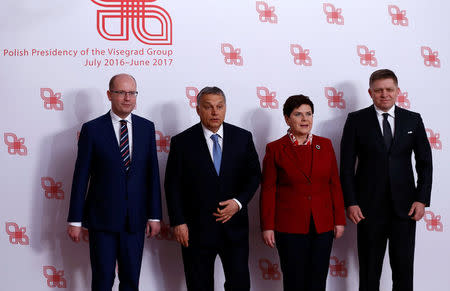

{"left": 210, "top": 134, "right": 222, "bottom": 175}
{"left": 382, "top": 113, "right": 393, "bottom": 150}
{"left": 120, "top": 120, "right": 130, "bottom": 172}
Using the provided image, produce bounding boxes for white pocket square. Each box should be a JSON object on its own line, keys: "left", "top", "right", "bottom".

{"left": 407, "top": 131, "right": 413, "bottom": 134}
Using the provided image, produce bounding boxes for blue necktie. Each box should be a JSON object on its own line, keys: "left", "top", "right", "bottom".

{"left": 210, "top": 134, "right": 222, "bottom": 175}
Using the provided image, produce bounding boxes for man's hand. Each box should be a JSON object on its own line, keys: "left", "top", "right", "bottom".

{"left": 67, "top": 225, "right": 82, "bottom": 243}
{"left": 213, "top": 199, "right": 239, "bottom": 223}
{"left": 408, "top": 201, "right": 426, "bottom": 221}
{"left": 173, "top": 224, "right": 189, "bottom": 247}
{"left": 146, "top": 221, "right": 161, "bottom": 238}
{"left": 334, "top": 225, "right": 345, "bottom": 239}
{"left": 262, "top": 230, "right": 275, "bottom": 248}
{"left": 347, "top": 205, "right": 365, "bottom": 224}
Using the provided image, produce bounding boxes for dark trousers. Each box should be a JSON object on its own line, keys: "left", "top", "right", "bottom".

{"left": 89, "top": 229, "right": 145, "bottom": 291}
{"left": 357, "top": 216, "right": 416, "bottom": 291}
{"left": 181, "top": 239, "right": 250, "bottom": 291}
{"left": 275, "top": 221, "right": 333, "bottom": 291}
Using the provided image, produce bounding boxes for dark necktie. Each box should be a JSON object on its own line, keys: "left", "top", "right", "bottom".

{"left": 382, "top": 113, "right": 393, "bottom": 150}
{"left": 120, "top": 120, "right": 130, "bottom": 172}
{"left": 210, "top": 134, "right": 222, "bottom": 175}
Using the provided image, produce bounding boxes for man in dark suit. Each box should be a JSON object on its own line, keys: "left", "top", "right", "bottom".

{"left": 165, "top": 86, "right": 261, "bottom": 291}
{"left": 340, "top": 69, "right": 432, "bottom": 291}
{"left": 67, "top": 74, "right": 162, "bottom": 291}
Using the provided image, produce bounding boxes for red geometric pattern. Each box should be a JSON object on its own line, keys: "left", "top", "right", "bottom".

{"left": 324, "top": 87, "right": 345, "bottom": 109}
{"left": 5, "top": 222, "right": 30, "bottom": 245}
{"left": 423, "top": 210, "right": 443, "bottom": 232}
{"left": 357, "top": 45, "right": 377, "bottom": 67}
{"left": 91, "top": 0, "right": 172, "bottom": 45}
{"left": 258, "top": 258, "right": 281, "bottom": 280}
{"left": 43, "top": 266, "right": 67, "bottom": 288}
{"left": 221, "top": 43, "right": 243, "bottom": 66}
{"left": 4, "top": 133, "right": 27, "bottom": 156}
{"left": 426, "top": 128, "right": 442, "bottom": 150}
{"left": 256, "top": 1, "right": 277, "bottom": 23}
{"left": 40, "top": 88, "right": 64, "bottom": 111}
{"left": 186, "top": 87, "right": 199, "bottom": 108}
{"left": 421, "top": 46, "right": 440, "bottom": 68}
{"left": 388, "top": 5, "right": 408, "bottom": 26}
{"left": 41, "top": 177, "right": 64, "bottom": 199}
{"left": 329, "top": 256, "right": 347, "bottom": 277}
{"left": 396, "top": 91, "right": 410, "bottom": 109}
{"left": 257, "top": 87, "right": 278, "bottom": 109}
{"left": 323, "top": 3, "right": 344, "bottom": 25}
{"left": 155, "top": 130, "right": 170, "bottom": 153}
{"left": 290, "top": 44, "right": 312, "bottom": 66}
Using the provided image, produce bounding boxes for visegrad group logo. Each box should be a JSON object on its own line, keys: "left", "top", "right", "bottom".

{"left": 92, "top": 0, "right": 172, "bottom": 45}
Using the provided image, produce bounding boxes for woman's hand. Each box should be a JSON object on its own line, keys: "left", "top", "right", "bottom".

{"left": 262, "top": 230, "right": 276, "bottom": 248}
{"left": 334, "top": 225, "right": 345, "bottom": 239}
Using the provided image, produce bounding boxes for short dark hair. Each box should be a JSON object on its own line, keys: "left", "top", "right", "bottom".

{"left": 196, "top": 86, "right": 226, "bottom": 105}
{"left": 369, "top": 69, "right": 398, "bottom": 87}
{"left": 109, "top": 74, "right": 136, "bottom": 90}
{"left": 283, "top": 94, "right": 314, "bottom": 117}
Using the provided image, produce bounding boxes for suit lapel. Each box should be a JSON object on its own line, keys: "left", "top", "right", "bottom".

{"left": 129, "top": 114, "right": 139, "bottom": 174}
{"left": 281, "top": 136, "right": 312, "bottom": 183}
{"left": 220, "top": 123, "right": 233, "bottom": 177}
{"left": 194, "top": 123, "right": 219, "bottom": 178}
{"left": 391, "top": 106, "right": 403, "bottom": 152}
{"left": 100, "top": 112, "right": 125, "bottom": 173}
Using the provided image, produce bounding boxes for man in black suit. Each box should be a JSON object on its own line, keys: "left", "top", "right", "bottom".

{"left": 340, "top": 69, "right": 432, "bottom": 291}
{"left": 165, "top": 86, "right": 261, "bottom": 291}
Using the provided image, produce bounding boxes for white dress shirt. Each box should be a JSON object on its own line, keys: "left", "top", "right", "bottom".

{"left": 69, "top": 111, "right": 158, "bottom": 227}
{"left": 201, "top": 123, "right": 242, "bottom": 210}
{"left": 374, "top": 105, "right": 395, "bottom": 136}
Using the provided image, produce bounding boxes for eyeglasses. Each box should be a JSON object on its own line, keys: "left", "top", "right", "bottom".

{"left": 110, "top": 90, "right": 138, "bottom": 97}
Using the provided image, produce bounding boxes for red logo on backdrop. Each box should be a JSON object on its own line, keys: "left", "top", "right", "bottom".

{"left": 258, "top": 258, "right": 281, "bottom": 280}
{"left": 4, "top": 133, "right": 27, "bottom": 156}
{"left": 185, "top": 87, "right": 199, "bottom": 108}
{"left": 256, "top": 1, "right": 277, "bottom": 24}
{"left": 426, "top": 128, "right": 442, "bottom": 150}
{"left": 91, "top": 0, "right": 172, "bottom": 45}
{"left": 329, "top": 256, "right": 347, "bottom": 277}
{"left": 357, "top": 45, "right": 377, "bottom": 67}
{"left": 324, "top": 87, "right": 345, "bottom": 109}
{"left": 40, "top": 88, "right": 64, "bottom": 111}
{"left": 221, "top": 43, "right": 243, "bottom": 66}
{"left": 323, "top": 3, "right": 344, "bottom": 25}
{"left": 421, "top": 46, "right": 440, "bottom": 68}
{"left": 396, "top": 91, "right": 410, "bottom": 109}
{"left": 41, "top": 177, "right": 64, "bottom": 200}
{"left": 257, "top": 87, "right": 278, "bottom": 109}
{"left": 388, "top": 5, "right": 408, "bottom": 26}
{"left": 5, "top": 222, "right": 30, "bottom": 245}
{"left": 290, "top": 44, "right": 312, "bottom": 66}
{"left": 155, "top": 130, "right": 170, "bottom": 153}
{"left": 423, "top": 211, "right": 443, "bottom": 232}
{"left": 43, "top": 266, "right": 67, "bottom": 288}
{"left": 156, "top": 221, "right": 175, "bottom": 241}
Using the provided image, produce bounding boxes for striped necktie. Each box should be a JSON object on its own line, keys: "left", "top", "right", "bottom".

{"left": 120, "top": 120, "right": 130, "bottom": 172}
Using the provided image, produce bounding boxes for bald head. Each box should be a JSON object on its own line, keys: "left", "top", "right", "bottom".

{"left": 109, "top": 74, "right": 137, "bottom": 91}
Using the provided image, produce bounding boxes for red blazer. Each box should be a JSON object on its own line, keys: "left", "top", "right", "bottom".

{"left": 260, "top": 135, "right": 346, "bottom": 234}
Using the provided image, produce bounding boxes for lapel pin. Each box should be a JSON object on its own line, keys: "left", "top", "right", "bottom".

{"left": 316, "top": 145, "right": 320, "bottom": 150}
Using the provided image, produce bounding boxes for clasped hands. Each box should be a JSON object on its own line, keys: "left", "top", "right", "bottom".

{"left": 174, "top": 199, "right": 239, "bottom": 247}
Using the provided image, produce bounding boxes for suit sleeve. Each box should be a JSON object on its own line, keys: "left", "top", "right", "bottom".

{"left": 67, "top": 123, "right": 93, "bottom": 223}
{"left": 234, "top": 132, "right": 261, "bottom": 207}
{"left": 260, "top": 143, "right": 276, "bottom": 231}
{"left": 148, "top": 122, "right": 162, "bottom": 220}
{"left": 413, "top": 114, "right": 433, "bottom": 206}
{"left": 340, "top": 113, "right": 359, "bottom": 207}
{"left": 328, "top": 140, "right": 346, "bottom": 226}
{"left": 164, "top": 136, "right": 185, "bottom": 227}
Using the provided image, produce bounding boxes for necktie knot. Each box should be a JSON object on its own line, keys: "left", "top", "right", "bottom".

{"left": 211, "top": 134, "right": 219, "bottom": 143}
{"left": 382, "top": 113, "right": 389, "bottom": 120}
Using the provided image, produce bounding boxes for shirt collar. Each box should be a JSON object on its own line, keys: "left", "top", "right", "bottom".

{"left": 201, "top": 123, "right": 224, "bottom": 139}
{"left": 287, "top": 128, "right": 313, "bottom": 146}
{"left": 110, "top": 110, "right": 132, "bottom": 124}
{"left": 374, "top": 105, "right": 396, "bottom": 119}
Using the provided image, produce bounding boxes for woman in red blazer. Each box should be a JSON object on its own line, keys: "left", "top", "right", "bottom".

{"left": 260, "top": 95, "right": 346, "bottom": 291}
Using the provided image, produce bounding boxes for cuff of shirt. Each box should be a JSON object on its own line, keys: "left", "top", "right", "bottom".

{"left": 148, "top": 219, "right": 160, "bottom": 222}
{"left": 233, "top": 198, "right": 242, "bottom": 210}
{"left": 68, "top": 222, "right": 82, "bottom": 227}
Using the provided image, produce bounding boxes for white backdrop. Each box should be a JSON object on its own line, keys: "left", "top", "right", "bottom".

{"left": 1, "top": 1, "right": 449, "bottom": 290}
